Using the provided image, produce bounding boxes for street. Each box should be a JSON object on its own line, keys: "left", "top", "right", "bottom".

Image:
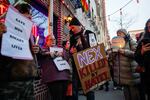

{"left": 79, "top": 81, "right": 125, "bottom": 100}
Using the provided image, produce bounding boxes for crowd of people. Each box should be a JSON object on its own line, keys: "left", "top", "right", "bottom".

{"left": 1, "top": 2, "right": 150, "bottom": 100}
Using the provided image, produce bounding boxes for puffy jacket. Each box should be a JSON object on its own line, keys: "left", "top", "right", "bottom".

{"left": 112, "top": 39, "right": 140, "bottom": 86}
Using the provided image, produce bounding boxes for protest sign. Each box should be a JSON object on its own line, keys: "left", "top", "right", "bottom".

{"left": 73, "top": 43, "right": 110, "bottom": 94}
{"left": 53, "top": 57, "right": 70, "bottom": 71}
{"left": 1, "top": 6, "right": 33, "bottom": 59}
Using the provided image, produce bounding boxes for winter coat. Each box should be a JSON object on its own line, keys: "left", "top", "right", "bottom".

{"left": 0, "top": 37, "right": 38, "bottom": 81}
{"left": 38, "top": 48, "right": 70, "bottom": 84}
{"left": 111, "top": 38, "right": 140, "bottom": 86}
{"left": 135, "top": 19, "right": 150, "bottom": 91}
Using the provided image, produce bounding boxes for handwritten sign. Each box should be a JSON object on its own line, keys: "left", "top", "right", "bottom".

{"left": 1, "top": 6, "right": 33, "bottom": 59}
{"left": 73, "top": 43, "right": 110, "bottom": 94}
{"left": 53, "top": 57, "right": 70, "bottom": 71}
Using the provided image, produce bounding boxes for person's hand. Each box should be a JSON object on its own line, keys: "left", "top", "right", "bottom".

{"left": 135, "top": 66, "right": 145, "bottom": 73}
{"left": 118, "top": 48, "right": 125, "bottom": 54}
{"left": 56, "top": 52, "right": 63, "bottom": 56}
{"left": 0, "top": 22, "right": 7, "bottom": 37}
{"left": 32, "top": 45, "right": 40, "bottom": 54}
{"left": 76, "top": 38, "right": 82, "bottom": 46}
{"left": 70, "top": 46, "right": 77, "bottom": 54}
{"left": 141, "top": 43, "right": 150, "bottom": 55}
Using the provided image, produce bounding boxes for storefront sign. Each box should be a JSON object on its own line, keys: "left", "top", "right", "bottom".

{"left": 1, "top": 6, "right": 33, "bottom": 59}
{"left": 73, "top": 43, "right": 110, "bottom": 94}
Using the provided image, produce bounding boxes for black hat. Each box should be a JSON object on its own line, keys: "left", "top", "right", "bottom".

{"left": 69, "top": 17, "right": 81, "bottom": 26}
{"left": 15, "top": 3, "right": 31, "bottom": 14}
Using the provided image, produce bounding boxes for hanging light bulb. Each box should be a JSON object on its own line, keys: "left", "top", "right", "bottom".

{"left": 120, "top": 9, "right": 122, "bottom": 15}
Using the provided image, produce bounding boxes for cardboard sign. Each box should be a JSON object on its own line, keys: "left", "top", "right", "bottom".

{"left": 53, "top": 57, "right": 70, "bottom": 71}
{"left": 1, "top": 6, "right": 33, "bottom": 59}
{"left": 73, "top": 43, "right": 110, "bottom": 94}
{"left": 111, "top": 36, "right": 125, "bottom": 49}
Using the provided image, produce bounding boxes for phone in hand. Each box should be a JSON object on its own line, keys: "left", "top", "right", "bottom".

{"left": 141, "top": 38, "right": 150, "bottom": 45}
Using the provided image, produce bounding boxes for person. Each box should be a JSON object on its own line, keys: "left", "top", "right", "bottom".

{"left": 62, "top": 40, "right": 72, "bottom": 100}
{"left": 135, "top": 31, "right": 146, "bottom": 100}
{"left": 0, "top": 22, "right": 6, "bottom": 37}
{"left": 136, "top": 32, "right": 144, "bottom": 43}
{"left": 69, "top": 17, "right": 97, "bottom": 100}
{"left": 135, "top": 18, "right": 150, "bottom": 100}
{"left": 37, "top": 35, "right": 70, "bottom": 100}
{"left": 111, "top": 29, "right": 140, "bottom": 100}
{"left": 0, "top": 3, "right": 39, "bottom": 100}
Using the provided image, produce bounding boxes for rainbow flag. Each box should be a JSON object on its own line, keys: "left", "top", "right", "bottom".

{"left": 80, "top": 0, "right": 89, "bottom": 13}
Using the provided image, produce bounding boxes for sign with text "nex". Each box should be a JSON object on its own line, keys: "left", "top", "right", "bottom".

{"left": 73, "top": 43, "right": 110, "bottom": 94}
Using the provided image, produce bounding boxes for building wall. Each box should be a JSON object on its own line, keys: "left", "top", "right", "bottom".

{"left": 129, "top": 29, "right": 144, "bottom": 41}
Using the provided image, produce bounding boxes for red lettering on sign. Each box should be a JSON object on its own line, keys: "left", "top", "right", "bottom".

{"left": 84, "top": 72, "right": 108, "bottom": 91}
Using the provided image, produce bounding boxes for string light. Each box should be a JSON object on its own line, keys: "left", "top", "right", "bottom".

{"left": 101, "top": 0, "right": 139, "bottom": 21}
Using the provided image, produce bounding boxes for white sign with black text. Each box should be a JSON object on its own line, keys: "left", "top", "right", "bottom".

{"left": 53, "top": 57, "right": 70, "bottom": 71}
{"left": 1, "top": 6, "right": 33, "bottom": 59}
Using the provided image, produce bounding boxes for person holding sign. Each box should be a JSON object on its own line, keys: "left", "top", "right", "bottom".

{"left": 0, "top": 22, "right": 6, "bottom": 37}
{"left": 0, "top": 3, "right": 39, "bottom": 100}
{"left": 111, "top": 29, "right": 140, "bottom": 100}
{"left": 69, "top": 17, "right": 97, "bottom": 100}
{"left": 37, "top": 35, "right": 70, "bottom": 100}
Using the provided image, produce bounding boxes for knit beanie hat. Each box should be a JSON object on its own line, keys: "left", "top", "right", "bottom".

{"left": 69, "top": 17, "right": 81, "bottom": 26}
{"left": 117, "top": 29, "right": 128, "bottom": 35}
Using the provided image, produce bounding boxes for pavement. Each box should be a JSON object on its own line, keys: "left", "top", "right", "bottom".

{"left": 79, "top": 81, "right": 125, "bottom": 100}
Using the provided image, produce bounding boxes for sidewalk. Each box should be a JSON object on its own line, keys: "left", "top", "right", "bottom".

{"left": 79, "top": 81, "right": 125, "bottom": 100}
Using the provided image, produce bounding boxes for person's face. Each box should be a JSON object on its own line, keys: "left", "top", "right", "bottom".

{"left": 117, "top": 32, "right": 125, "bottom": 37}
{"left": 147, "top": 22, "right": 150, "bottom": 32}
{"left": 69, "top": 25, "right": 81, "bottom": 34}
{"left": 46, "top": 36, "right": 56, "bottom": 47}
{"left": 65, "top": 41, "right": 70, "bottom": 50}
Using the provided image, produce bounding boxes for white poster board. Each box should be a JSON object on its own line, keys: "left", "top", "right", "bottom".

{"left": 53, "top": 57, "right": 70, "bottom": 71}
{"left": 49, "top": 47, "right": 63, "bottom": 53}
{"left": 89, "top": 33, "right": 97, "bottom": 47}
{"left": 1, "top": 6, "right": 33, "bottom": 59}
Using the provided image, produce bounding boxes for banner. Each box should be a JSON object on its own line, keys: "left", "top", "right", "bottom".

{"left": 73, "top": 43, "right": 110, "bottom": 94}
{"left": 1, "top": 6, "right": 33, "bottom": 59}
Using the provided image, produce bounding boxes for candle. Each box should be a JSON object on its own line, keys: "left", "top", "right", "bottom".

{"left": 119, "top": 45, "right": 122, "bottom": 48}
{"left": 35, "top": 36, "right": 39, "bottom": 45}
